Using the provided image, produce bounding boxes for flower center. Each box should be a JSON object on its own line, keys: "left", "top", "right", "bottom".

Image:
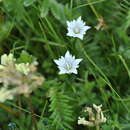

{"left": 73, "top": 27, "right": 80, "bottom": 34}
{"left": 66, "top": 63, "right": 72, "bottom": 71}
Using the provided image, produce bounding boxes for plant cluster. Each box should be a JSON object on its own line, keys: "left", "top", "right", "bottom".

{"left": 0, "top": 0, "right": 130, "bottom": 130}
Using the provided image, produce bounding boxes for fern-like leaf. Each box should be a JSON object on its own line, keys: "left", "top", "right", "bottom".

{"left": 49, "top": 88, "right": 73, "bottom": 130}
{"left": 117, "top": 0, "right": 130, "bottom": 43}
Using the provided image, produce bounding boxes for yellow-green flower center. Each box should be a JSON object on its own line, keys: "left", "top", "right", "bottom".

{"left": 66, "top": 63, "right": 72, "bottom": 70}
{"left": 73, "top": 27, "right": 80, "bottom": 34}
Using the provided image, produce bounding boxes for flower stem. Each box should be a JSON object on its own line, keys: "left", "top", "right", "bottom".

{"left": 79, "top": 42, "right": 130, "bottom": 113}
{"left": 118, "top": 55, "right": 130, "bottom": 78}
{"left": 87, "top": 0, "right": 100, "bottom": 19}
{"left": 96, "top": 125, "right": 100, "bottom": 130}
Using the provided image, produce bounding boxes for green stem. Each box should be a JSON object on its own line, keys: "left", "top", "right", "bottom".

{"left": 79, "top": 43, "right": 130, "bottom": 113}
{"left": 70, "top": 0, "right": 73, "bottom": 9}
{"left": 7, "top": 101, "right": 45, "bottom": 120}
{"left": 111, "top": 34, "right": 116, "bottom": 52}
{"left": 40, "top": 100, "right": 48, "bottom": 120}
{"left": 119, "top": 55, "right": 130, "bottom": 78}
{"left": 73, "top": 0, "right": 106, "bottom": 10}
{"left": 96, "top": 125, "right": 100, "bottom": 130}
{"left": 87, "top": 0, "right": 100, "bottom": 19}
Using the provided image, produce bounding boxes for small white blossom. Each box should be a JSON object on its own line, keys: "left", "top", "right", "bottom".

{"left": 78, "top": 104, "right": 107, "bottom": 127}
{"left": 78, "top": 117, "right": 93, "bottom": 126}
{"left": 1, "top": 53, "right": 15, "bottom": 65}
{"left": 93, "top": 104, "right": 102, "bottom": 113}
{"left": 54, "top": 51, "right": 82, "bottom": 74}
{"left": 78, "top": 117, "right": 86, "bottom": 125}
{"left": 100, "top": 111, "right": 107, "bottom": 123}
{"left": 15, "top": 63, "right": 30, "bottom": 75}
{"left": 67, "top": 16, "right": 90, "bottom": 40}
{"left": 0, "top": 87, "right": 14, "bottom": 102}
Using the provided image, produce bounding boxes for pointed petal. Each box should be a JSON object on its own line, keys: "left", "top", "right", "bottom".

{"left": 59, "top": 71, "right": 65, "bottom": 74}
{"left": 75, "top": 59, "right": 83, "bottom": 64}
{"left": 77, "top": 34, "right": 83, "bottom": 40}
{"left": 77, "top": 16, "right": 81, "bottom": 21}
{"left": 72, "top": 69, "right": 78, "bottom": 74}
{"left": 67, "top": 21, "right": 70, "bottom": 26}
{"left": 59, "top": 69, "right": 66, "bottom": 74}
{"left": 54, "top": 59, "right": 60, "bottom": 65}
{"left": 65, "top": 51, "right": 71, "bottom": 58}
{"left": 67, "top": 30, "right": 74, "bottom": 37}
{"left": 84, "top": 26, "right": 91, "bottom": 31}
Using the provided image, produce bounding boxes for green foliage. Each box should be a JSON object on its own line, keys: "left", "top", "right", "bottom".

{"left": 17, "top": 50, "right": 36, "bottom": 63}
{"left": 0, "top": 0, "right": 130, "bottom": 130}
{"left": 49, "top": 87, "right": 73, "bottom": 130}
{"left": 23, "top": 0, "right": 36, "bottom": 7}
{"left": 40, "top": 0, "right": 50, "bottom": 18}
{"left": 50, "top": 0, "right": 67, "bottom": 24}
{"left": 117, "top": 2, "right": 130, "bottom": 43}
{"left": 40, "top": 0, "right": 67, "bottom": 24}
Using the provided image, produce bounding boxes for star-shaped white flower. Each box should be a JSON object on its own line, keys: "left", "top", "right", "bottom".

{"left": 54, "top": 51, "right": 82, "bottom": 74}
{"left": 67, "top": 16, "right": 90, "bottom": 40}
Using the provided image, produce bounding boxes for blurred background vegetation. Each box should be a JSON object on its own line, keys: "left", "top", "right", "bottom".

{"left": 0, "top": 0, "right": 130, "bottom": 129}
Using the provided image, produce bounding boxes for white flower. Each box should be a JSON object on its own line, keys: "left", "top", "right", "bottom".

{"left": 93, "top": 104, "right": 102, "bottom": 113}
{"left": 78, "top": 117, "right": 86, "bottom": 125}
{"left": 0, "top": 87, "right": 14, "bottom": 102}
{"left": 54, "top": 51, "right": 82, "bottom": 74}
{"left": 100, "top": 111, "right": 107, "bottom": 123}
{"left": 67, "top": 16, "right": 90, "bottom": 40}
{"left": 15, "top": 63, "right": 30, "bottom": 75}
{"left": 78, "top": 117, "right": 93, "bottom": 126}
{"left": 1, "top": 53, "right": 15, "bottom": 65}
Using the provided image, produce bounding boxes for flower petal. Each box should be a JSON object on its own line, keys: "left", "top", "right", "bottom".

{"left": 54, "top": 51, "right": 82, "bottom": 75}
{"left": 75, "top": 59, "right": 83, "bottom": 64}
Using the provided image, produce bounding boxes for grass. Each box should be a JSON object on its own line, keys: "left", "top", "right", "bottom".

{"left": 0, "top": 0, "right": 130, "bottom": 130}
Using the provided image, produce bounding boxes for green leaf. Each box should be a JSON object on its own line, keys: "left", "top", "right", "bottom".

{"left": 23, "top": 0, "right": 36, "bottom": 7}
{"left": 17, "top": 51, "right": 36, "bottom": 63}
{"left": 49, "top": 87, "right": 73, "bottom": 130}
{"left": 3, "top": 0, "right": 17, "bottom": 12}
{"left": 50, "top": 0, "right": 66, "bottom": 24}
{"left": 3, "top": 0, "right": 25, "bottom": 21}
{"left": 40, "top": 0, "right": 50, "bottom": 18}
{"left": 0, "top": 22, "right": 14, "bottom": 41}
